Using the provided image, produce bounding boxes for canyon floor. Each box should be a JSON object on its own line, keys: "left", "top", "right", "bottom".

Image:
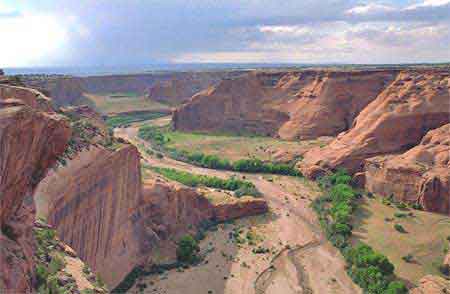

{"left": 115, "top": 123, "right": 362, "bottom": 294}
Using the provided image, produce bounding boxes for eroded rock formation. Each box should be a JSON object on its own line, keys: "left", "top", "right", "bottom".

{"left": 365, "top": 124, "right": 450, "bottom": 215}
{"left": 146, "top": 72, "right": 242, "bottom": 105}
{"left": 22, "top": 71, "right": 246, "bottom": 107}
{"left": 0, "top": 83, "right": 71, "bottom": 293}
{"left": 300, "top": 70, "right": 450, "bottom": 176}
{"left": 35, "top": 143, "right": 144, "bottom": 288}
{"left": 411, "top": 275, "right": 450, "bottom": 294}
{"left": 173, "top": 70, "right": 397, "bottom": 138}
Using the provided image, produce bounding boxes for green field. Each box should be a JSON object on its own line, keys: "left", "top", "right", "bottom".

{"left": 106, "top": 111, "right": 169, "bottom": 128}
{"left": 352, "top": 197, "right": 450, "bottom": 286}
{"left": 154, "top": 130, "right": 327, "bottom": 162}
{"left": 84, "top": 92, "right": 170, "bottom": 114}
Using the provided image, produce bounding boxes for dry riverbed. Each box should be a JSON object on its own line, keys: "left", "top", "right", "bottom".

{"left": 116, "top": 125, "right": 361, "bottom": 294}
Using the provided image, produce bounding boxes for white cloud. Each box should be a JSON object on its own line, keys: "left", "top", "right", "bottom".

{"left": 407, "top": 0, "right": 450, "bottom": 9}
{"left": 346, "top": 3, "right": 395, "bottom": 15}
{"left": 259, "top": 25, "right": 311, "bottom": 36}
{"left": 0, "top": 13, "right": 68, "bottom": 67}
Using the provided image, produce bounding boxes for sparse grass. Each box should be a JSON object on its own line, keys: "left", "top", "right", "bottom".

{"left": 106, "top": 111, "right": 168, "bottom": 128}
{"left": 138, "top": 123, "right": 328, "bottom": 162}
{"left": 352, "top": 195, "right": 450, "bottom": 284}
{"left": 84, "top": 92, "right": 169, "bottom": 114}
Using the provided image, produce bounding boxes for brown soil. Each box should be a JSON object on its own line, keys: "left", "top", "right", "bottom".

{"left": 115, "top": 124, "right": 361, "bottom": 294}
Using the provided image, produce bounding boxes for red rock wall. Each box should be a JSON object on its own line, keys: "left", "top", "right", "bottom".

{"left": 365, "top": 124, "right": 450, "bottom": 215}
{"left": 0, "top": 84, "right": 70, "bottom": 293}
{"left": 173, "top": 70, "right": 398, "bottom": 138}
{"left": 35, "top": 144, "right": 145, "bottom": 288}
{"left": 300, "top": 70, "right": 450, "bottom": 176}
{"left": 173, "top": 73, "right": 290, "bottom": 136}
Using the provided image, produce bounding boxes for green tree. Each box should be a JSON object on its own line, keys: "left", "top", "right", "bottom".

{"left": 176, "top": 235, "right": 199, "bottom": 263}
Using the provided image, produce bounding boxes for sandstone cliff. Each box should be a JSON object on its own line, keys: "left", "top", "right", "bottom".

{"left": 36, "top": 152, "right": 268, "bottom": 290}
{"left": 146, "top": 71, "right": 243, "bottom": 105}
{"left": 173, "top": 72, "right": 290, "bottom": 136}
{"left": 300, "top": 70, "right": 450, "bottom": 177}
{"left": 173, "top": 70, "right": 397, "bottom": 138}
{"left": 410, "top": 275, "right": 450, "bottom": 294}
{"left": 0, "top": 83, "right": 71, "bottom": 293}
{"left": 35, "top": 143, "right": 145, "bottom": 288}
{"left": 364, "top": 124, "right": 450, "bottom": 215}
{"left": 22, "top": 71, "right": 245, "bottom": 107}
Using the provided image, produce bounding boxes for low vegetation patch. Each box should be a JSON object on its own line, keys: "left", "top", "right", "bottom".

{"left": 138, "top": 125, "right": 301, "bottom": 176}
{"left": 313, "top": 170, "right": 407, "bottom": 294}
{"left": 149, "top": 166, "right": 261, "bottom": 197}
{"left": 176, "top": 235, "right": 200, "bottom": 263}
{"left": 105, "top": 111, "right": 168, "bottom": 128}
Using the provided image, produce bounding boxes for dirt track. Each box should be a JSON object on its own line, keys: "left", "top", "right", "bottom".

{"left": 115, "top": 125, "right": 361, "bottom": 294}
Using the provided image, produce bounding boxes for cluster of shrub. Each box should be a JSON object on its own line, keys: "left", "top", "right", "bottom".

{"left": 150, "top": 167, "right": 261, "bottom": 197}
{"left": 34, "top": 224, "right": 106, "bottom": 294}
{"left": 138, "top": 125, "right": 301, "bottom": 176}
{"left": 313, "top": 170, "right": 407, "bottom": 294}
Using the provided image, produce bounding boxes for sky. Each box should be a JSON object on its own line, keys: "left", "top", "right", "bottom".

{"left": 1, "top": 0, "right": 449, "bottom": 67}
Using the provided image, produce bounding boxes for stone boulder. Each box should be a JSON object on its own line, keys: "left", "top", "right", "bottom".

{"left": 300, "top": 70, "right": 450, "bottom": 177}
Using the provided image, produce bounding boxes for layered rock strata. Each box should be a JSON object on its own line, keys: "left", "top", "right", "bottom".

{"left": 173, "top": 70, "right": 398, "bottom": 138}
{"left": 300, "top": 70, "right": 449, "bottom": 176}
{"left": 365, "top": 124, "right": 449, "bottom": 215}
{"left": 0, "top": 83, "right": 71, "bottom": 293}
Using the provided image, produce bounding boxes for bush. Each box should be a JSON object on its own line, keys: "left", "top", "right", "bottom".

{"left": 176, "top": 235, "right": 199, "bottom": 264}
{"left": 234, "top": 185, "right": 262, "bottom": 198}
{"left": 384, "top": 281, "right": 408, "bottom": 294}
{"left": 402, "top": 254, "right": 413, "bottom": 263}
{"left": 412, "top": 203, "right": 423, "bottom": 210}
{"left": 314, "top": 170, "right": 401, "bottom": 294}
{"left": 394, "top": 212, "right": 407, "bottom": 218}
{"left": 48, "top": 253, "right": 66, "bottom": 274}
{"left": 394, "top": 224, "right": 407, "bottom": 233}
{"left": 439, "top": 264, "right": 450, "bottom": 276}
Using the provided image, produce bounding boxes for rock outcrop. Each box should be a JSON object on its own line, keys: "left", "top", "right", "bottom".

{"left": 36, "top": 154, "right": 268, "bottom": 290}
{"left": 365, "top": 124, "right": 450, "bottom": 215}
{"left": 138, "top": 179, "right": 268, "bottom": 261}
{"left": 300, "top": 70, "right": 450, "bottom": 177}
{"left": 173, "top": 72, "right": 291, "bottom": 136}
{"left": 35, "top": 143, "right": 144, "bottom": 289}
{"left": 22, "top": 71, "right": 246, "bottom": 107}
{"left": 141, "top": 181, "right": 268, "bottom": 241}
{"left": 147, "top": 72, "right": 241, "bottom": 105}
{"left": 410, "top": 275, "right": 450, "bottom": 294}
{"left": 173, "top": 70, "right": 398, "bottom": 138}
{"left": 0, "top": 83, "right": 71, "bottom": 293}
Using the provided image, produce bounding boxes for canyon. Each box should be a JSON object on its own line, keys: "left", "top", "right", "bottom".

{"left": 21, "top": 71, "right": 246, "bottom": 107}
{"left": 0, "top": 73, "right": 268, "bottom": 293}
{"left": 174, "top": 68, "right": 450, "bottom": 215}
{"left": 1, "top": 66, "right": 449, "bottom": 294}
